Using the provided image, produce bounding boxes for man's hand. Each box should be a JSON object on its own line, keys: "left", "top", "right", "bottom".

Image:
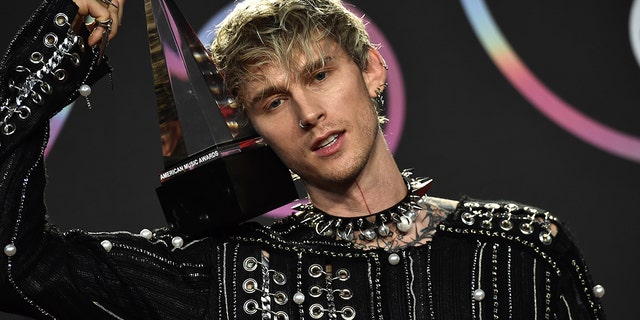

{"left": 72, "top": 0, "right": 125, "bottom": 47}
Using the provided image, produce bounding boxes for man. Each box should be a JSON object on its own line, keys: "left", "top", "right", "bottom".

{"left": 0, "top": 0, "right": 605, "bottom": 319}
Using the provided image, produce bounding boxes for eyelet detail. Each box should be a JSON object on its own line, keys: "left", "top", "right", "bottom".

{"left": 274, "top": 291, "right": 288, "bottom": 305}
{"left": 54, "top": 69, "right": 68, "bottom": 82}
{"left": 309, "top": 286, "right": 323, "bottom": 298}
{"left": 309, "top": 304, "right": 325, "bottom": 319}
{"left": 335, "top": 268, "right": 350, "bottom": 281}
{"left": 40, "top": 82, "right": 52, "bottom": 95}
{"left": 338, "top": 288, "right": 353, "bottom": 300}
{"left": 17, "top": 106, "right": 31, "bottom": 119}
{"left": 242, "top": 278, "right": 258, "bottom": 294}
{"left": 273, "top": 271, "right": 287, "bottom": 285}
{"left": 30, "top": 52, "right": 43, "bottom": 64}
{"left": 71, "top": 53, "right": 81, "bottom": 67}
{"left": 243, "top": 299, "right": 259, "bottom": 315}
{"left": 243, "top": 257, "right": 258, "bottom": 272}
{"left": 2, "top": 123, "right": 16, "bottom": 136}
{"left": 308, "top": 264, "right": 324, "bottom": 278}
{"left": 340, "top": 306, "right": 356, "bottom": 320}
{"left": 44, "top": 33, "right": 58, "bottom": 48}
{"left": 54, "top": 13, "right": 69, "bottom": 27}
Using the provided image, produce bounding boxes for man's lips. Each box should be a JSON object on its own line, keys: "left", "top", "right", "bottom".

{"left": 312, "top": 131, "right": 343, "bottom": 151}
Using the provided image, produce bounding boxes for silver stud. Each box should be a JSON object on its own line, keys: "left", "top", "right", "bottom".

{"left": 481, "top": 219, "right": 492, "bottom": 229}
{"left": 593, "top": 284, "right": 605, "bottom": 298}
{"left": 504, "top": 203, "right": 519, "bottom": 211}
{"left": 171, "top": 236, "right": 184, "bottom": 249}
{"left": 472, "top": 288, "right": 485, "bottom": 301}
{"left": 388, "top": 253, "right": 400, "bottom": 265}
{"left": 405, "top": 209, "right": 418, "bottom": 221}
{"left": 78, "top": 84, "right": 91, "bottom": 97}
{"left": 484, "top": 203, "right": 500, "bottom": 210}
{"left": 361, "top": 229, "right": 376, "bottom": 241}
{"left": 519, "top": 222, "right": 533, "bottom": 235}
{"left": 396, "top": 215, "right": 412, "bottom": 233}
{"left": 539, "top": 231, "right": 553, "bottom": 245}
{"left": 100, "top": 240, "right": 113, "bottom": 252}
{"left": 140, "top": 229, "right": 153, "bottom": 240}
{"left": 464, "top": 202, "right": 480, "bottom": 208}
{"left": 293, "top": 292, "right": 305, "bottom": 304}
{"left": 500, "top": 219, "right": 513, "bottom": 231}
{"left": 377, "top": 223, "right": 390, "bottom": 237}
{"left": 3, "top": 244, "right": 16, "bottom": 257}
{"left": 462, "top": 212, "right": 475, "bottom": 225}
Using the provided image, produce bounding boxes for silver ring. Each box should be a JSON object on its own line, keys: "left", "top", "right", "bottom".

{"left": 298, "top": 120, "right": 308, "bottom": 129}
{"left": 96, "top": 18, "right": 113, "bottom": 30}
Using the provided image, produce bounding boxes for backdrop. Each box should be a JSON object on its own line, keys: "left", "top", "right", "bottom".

{"left": 2, "top": 1, "right": 638, "bottom": 319}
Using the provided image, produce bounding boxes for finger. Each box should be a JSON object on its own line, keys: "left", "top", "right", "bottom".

{"left": 115, "top": 0, "right": 125, "bottom": 26}
{"left": 106, "top": 0, "right": 121, "bottom": 41}
{"left": 85, "top": 3, "right": 111, "bottom": 46}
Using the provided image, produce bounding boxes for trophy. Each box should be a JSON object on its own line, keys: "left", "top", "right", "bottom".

{"left": 145, "top": 0, "right": 298, "bottom": 238}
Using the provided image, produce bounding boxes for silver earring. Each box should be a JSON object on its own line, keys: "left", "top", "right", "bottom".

{"left": 374, "top": 83, "right": 388, "bottom": 107}
{"left": 298, "top": 120, "right": 308, "bottom": 129}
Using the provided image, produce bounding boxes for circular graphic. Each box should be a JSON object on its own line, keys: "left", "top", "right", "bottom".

{"left": 630, "top": 0, "right": 640, "bottom": 68}
{"left": 461, "top": 0, "right": 640, "bottom": 164}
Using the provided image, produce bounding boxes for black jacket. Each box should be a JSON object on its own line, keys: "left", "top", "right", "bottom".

{"left": 0, "top": 0, "right": 605, "bottom": 319}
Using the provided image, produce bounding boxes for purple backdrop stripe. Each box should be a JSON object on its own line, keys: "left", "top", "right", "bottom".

{"left": 461, "top": 0, "right": 640, "bottom": 164}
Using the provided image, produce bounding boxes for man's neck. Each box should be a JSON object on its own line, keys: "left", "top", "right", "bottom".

{"left": 303, "top": 137, "right": 407, "bottom": 218}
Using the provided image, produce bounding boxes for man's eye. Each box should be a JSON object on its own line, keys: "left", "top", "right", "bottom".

{"left": 267, "top": 99, "right": 282, "bottom": 109}
{"left": 314, "top": 71, "right": 327, "bottom": 81}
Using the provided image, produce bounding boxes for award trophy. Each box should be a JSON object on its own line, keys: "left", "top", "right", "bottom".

{"left": 145, "top": 0, "right": 298, "bottom": 238}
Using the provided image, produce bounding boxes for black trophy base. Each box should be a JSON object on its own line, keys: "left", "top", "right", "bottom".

{"left": 156, "top": 146, "right": 297, "bottom": 239}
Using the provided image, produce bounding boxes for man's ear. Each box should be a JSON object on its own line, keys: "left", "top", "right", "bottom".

{"left": 362, "top": 47, "right": 387, "bottom": 98}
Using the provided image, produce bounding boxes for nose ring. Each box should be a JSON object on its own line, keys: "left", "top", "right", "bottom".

{"left": 298, "top": 120, "right": 308, "bottom": 129}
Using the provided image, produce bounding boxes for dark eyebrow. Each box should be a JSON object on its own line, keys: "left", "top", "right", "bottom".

{"left": 247, "top": 56, "right": 335, "bottom": 104}
{"left": 249, "top": 85, "right": 285, "bottom": 104}
{"left": 302, "top": 56, "right": 334, "bottom": 75}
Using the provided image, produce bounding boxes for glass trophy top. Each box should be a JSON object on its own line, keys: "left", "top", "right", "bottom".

{"left": 145, "top": 0, "right": 262, "bottom": 178}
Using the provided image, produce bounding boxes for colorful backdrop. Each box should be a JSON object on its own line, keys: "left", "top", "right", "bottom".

{"left": 2, "top": 1, "right": 638, "bottom": 319}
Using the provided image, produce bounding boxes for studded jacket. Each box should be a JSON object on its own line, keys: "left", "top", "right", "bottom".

{"left": 0, "top": 1, "right": 606, "bottom": 319}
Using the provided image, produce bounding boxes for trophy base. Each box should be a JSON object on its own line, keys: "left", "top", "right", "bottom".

{"left": 156, "top": 145, "right": 298, "bottom": 238}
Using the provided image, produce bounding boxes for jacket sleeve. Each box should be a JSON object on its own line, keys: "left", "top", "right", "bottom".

{"left": 550, "top": 222, "right": 606, "bottom": 320}
{"left": 0, "top": 1, "right": 213, "bottom": 319}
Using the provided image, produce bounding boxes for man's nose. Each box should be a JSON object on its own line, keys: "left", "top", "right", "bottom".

{"left": 294, "top": 93, "right": 326, "bottom": 129}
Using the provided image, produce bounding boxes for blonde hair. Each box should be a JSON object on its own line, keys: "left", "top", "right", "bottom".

{"left": 210, "top": 0, "right": 373, "bottom": 103}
